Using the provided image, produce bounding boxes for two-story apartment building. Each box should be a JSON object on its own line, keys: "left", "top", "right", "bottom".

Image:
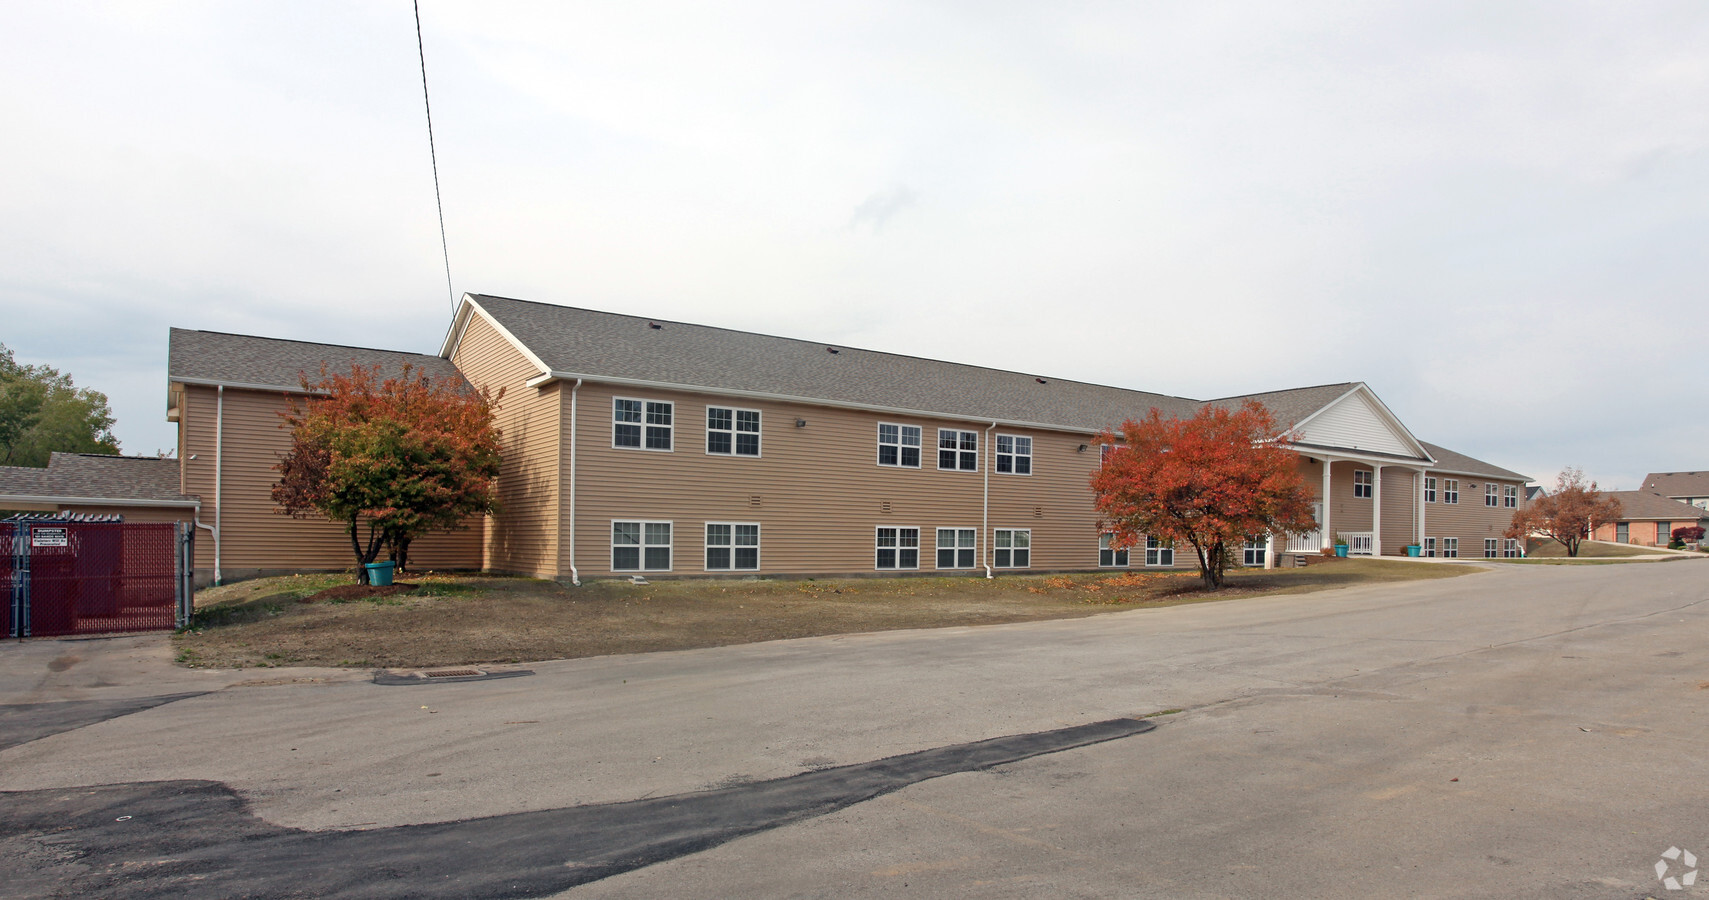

{"left": 132, "top": 293, "right": 1533, "bottom": 584}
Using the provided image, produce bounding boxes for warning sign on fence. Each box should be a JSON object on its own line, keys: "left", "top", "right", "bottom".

{"left": 30, "top": 527, "right": 68, "bottom": 548}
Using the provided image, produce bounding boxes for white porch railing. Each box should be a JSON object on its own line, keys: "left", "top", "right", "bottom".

{"left": 1341, "top": 532, "right": 1374, "bottom": 556}
{"left": 1286, "top": 531, "right": 1321, "bottom": 554}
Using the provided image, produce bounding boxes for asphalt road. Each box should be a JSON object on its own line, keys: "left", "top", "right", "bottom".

{"left": 1, "top": 560, "right": 1705, "bottom": 898}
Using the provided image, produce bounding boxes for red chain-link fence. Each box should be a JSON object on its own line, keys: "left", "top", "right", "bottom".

{"left": 6, "top": 519, "right": 193, "bottom": 638}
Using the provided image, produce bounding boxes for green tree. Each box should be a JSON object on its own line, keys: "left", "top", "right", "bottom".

{"left": 272, "top": 363, "right": 503, "bottom": 582}
{"left": 0, "top": 344, "right": 120, "bottom": 466}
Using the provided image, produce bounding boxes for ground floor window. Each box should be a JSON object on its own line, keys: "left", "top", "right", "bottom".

{"left": 1657, "top": 522, "right": 1671, "bottom": 545}
{"left": 1484, "top": 538, "right": 1499, "bottom": 558}
{"left": 1423, "top": 537, "right": 1436, "bottom": 558}
{"left": 936, "top": 528, "right": 976, "bottom": 569}
{"left": 705, "top": 522, "right": 759, "bottom": 571}
{"left": 876, "top": 526, "right": 920, "bottom": 569}
{"left": 1242, "top": 535, "right": 1266, "bottom": 567}
{"left": 1502, "top": 538, "right": 1520, "bottom": 558}
{"left": 994, "top": 529, "right": 1030, "bottom": 568}
{"left": 1441, "top": 537, "right": 1459, "bottom": 559}
{"left": 613, "top": 521, "right": 672, "bottom": 571}
{"left": 1616, "top": 522, "right": 1629, "bottom": 543}
{"left": 1145, "top": 536, "right": 1174, "bottom": 567}
{"left": 1099, "top": 534, "right": 1128, "bottom": 567}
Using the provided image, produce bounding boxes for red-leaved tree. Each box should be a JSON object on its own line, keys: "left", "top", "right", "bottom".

{"left": 272, "top": 364, "right": 503, "bottom": 582}
{"left": 1503, "top": 467, "right": 1622, "bottom": 557}
{"left": 1091, "top": 402, "right": 1319, "bottom": 589}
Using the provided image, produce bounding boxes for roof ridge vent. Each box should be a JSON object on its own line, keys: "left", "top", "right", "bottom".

{"left": 1035, "top": 377, "right": 1047, "bottom": 384}
{"left": 826, "top": 347, "right": 840, "bottom": 354}
{"left": 648, "top": 322, "right": 662, "bottom": 330}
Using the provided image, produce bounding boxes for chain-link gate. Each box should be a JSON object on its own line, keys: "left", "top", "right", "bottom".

{"left": 4, "top": 517, "right": 194, "bottom": 638}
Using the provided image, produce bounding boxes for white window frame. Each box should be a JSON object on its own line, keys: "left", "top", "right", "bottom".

{"left": 1424, "top": 477, "right": 1437, "bottom": 503}
{"left": 705, "top": 522, "right": 760, "bottom": 571}
{"left": 937, "top": 428, "right": 979, "bottom": 472}
{"left": 1441, "top": 537, "right": 1458, "bottom": 558}
{"left": 1503, "top": 485, "right": 1518, "bottom": 508}
{"left": 1485, "top": 484, "right": 1499, "bottom": 507}
{"left": 1484, "top": 538, "right": 1499, "bottom": 558}
{"left": 1658, "top": 522, "right": 1672, "bottom": 544}
{"left": 613, "top": 397, "right": 673, "bottom": 451}
{"left": 705, "top": 406, "right": 761, "bottom": 458}
{"left": 876, "top": 526, "right": 920, "bottom": 570}
{"left": 1442, "top": 480, "right": 1459, "bottom": 504}
{"left": 995, "top": 434, "right": 1033, "bottom": 476}
{"left": 935, "top": 527, "right": 977, "bottom": 569}
{"left": 1353, "top": 469, "right": 1373, "bottom": 499}
{"left": 1616, "top": 522, "right": 1629, "bottom": 543}
{"left": 612, "top": 520, "right": 673, "bottom": 572}
{"left": 877, "top": 423, "right": 922, "bottom": 469}
{"left": 1423, "top": 537, "right": 1436, "bottom": 558}
{"left": 1242, "top": 535, "right": 1266, "bottom": 567}
{"left": 993, "top": 528, "right": 1031, "bottom": 568}
{"left": 1145, "top": 536, "right": 1174, "bottom": 567}
{"left": 1098, "top": 533, "right": 1129, "bottom": 568}
{"left": 1502, "top": 538, "right": 1521, "bottom": 558}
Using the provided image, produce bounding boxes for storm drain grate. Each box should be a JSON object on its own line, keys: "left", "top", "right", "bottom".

{"left": 424, "top": 669, "right": 482, "bottom": 678}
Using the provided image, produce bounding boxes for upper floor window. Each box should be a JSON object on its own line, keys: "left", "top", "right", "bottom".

{"left": 1353, "top": 469, "right": 1373, "bottom": 499}
{"left": 877, "top": 423, "right": 922, "bottom": 468}
{"left": 1442, "top": 479, "right": 1460, "bottom": 504}
{"left": 995, "top": 435, "right": 1032, "bottom": 475}
{"left": 707, "top": 406, "right": 760, "bottom": 457}
{"left": 1485, "top": 484, "right": 1499, "bottom": 507}
{"left": 614, "top": 398, "right": 672, "bottom": 450}
{"left": 1424, "top": 477, "right": 1437, "bottom": 503}
{"left": 938, "top": 429, "right": 978, "bottom": 471}
{"left": 1503, "top": 485, "right": 1518, "bottom": 508}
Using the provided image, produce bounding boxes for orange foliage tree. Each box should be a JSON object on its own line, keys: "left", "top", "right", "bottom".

{"left": 1091, "top": 402, "right": 1318, "bottom": 589}
{"left": 272, "top": 364, "right": 503, "bottom": 582}
{"left": 1504, "top": 467, "right": 1621, "bottom": 557}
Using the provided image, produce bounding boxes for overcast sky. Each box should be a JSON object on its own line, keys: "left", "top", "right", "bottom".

{"left": 3, "top": 2, "right": 1706, "bottom": 489}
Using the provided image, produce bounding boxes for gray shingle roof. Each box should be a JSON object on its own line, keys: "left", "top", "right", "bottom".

{"left": 468, "top": 294, "right": 1206, "bottom": 431}
{"left": 1605, "top": 491, "right": 1709, "bottom": 521}
{"left": 1640, "top": 471, "right": 1709, "bottom": 498}
{"left": 169, "top": 328, "right": 462, "bottom": 391}
{"left": 1418, "top": 442, "right": 1530, "bottom": 482}
{"left": 0, "top": 453, "right": 190, "bottom": 504}
{"left": 1203, "top": 383, "right": 1361, "bottom": 431}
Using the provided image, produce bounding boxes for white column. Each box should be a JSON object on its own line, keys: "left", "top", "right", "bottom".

{"left": 1321, "top": 458, "right": 1333, "bottom": 551}
{"left": 1418, "top": 470, "right": 1428, "bottom": 552}
{"left": 1372, "top": 464, "right": 1383, "bottom": 556}
{"left": 1264, "top": 531, "right": 1276, "bottom": 569}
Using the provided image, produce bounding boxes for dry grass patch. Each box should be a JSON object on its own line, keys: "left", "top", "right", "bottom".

{"left": 172, "top": 558, "right": 1472, "bottom": 669}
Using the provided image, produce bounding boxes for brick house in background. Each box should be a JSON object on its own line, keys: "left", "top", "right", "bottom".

{"left": 2, "top": 293, "right": 1536, "bottom": 583}
{"left": 1591, "top": 491, "right": 1709, "bottom": 547}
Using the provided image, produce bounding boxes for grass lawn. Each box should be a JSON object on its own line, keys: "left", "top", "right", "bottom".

{"left": 1521, "top": 538, "right": 1676, "bottom": 560}
{"left": 172, "top": 558, "right": 1474, "bottom": 670}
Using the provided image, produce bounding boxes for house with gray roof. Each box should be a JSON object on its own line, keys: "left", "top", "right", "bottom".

{"left": 1639, "top": 471, "right": 1709, "bottom": 511}
{"left": 24, "top": 292, "right": 1536, "bottom": 584}
{"left": 1591, "top": 491, "right": 1709, "bottom": 547}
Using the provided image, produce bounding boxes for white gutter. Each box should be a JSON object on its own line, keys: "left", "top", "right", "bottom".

{"left": 567, "top": 378, "right": 582, "bottom": 586}
{"left": 214, "top": 385, "right": 223, "bottom": 586}
{"left": 983, "top": 421, "right": 996, "bottom": 579}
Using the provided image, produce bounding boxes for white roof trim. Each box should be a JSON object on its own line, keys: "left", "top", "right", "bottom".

{"left": 528, "top": 370, "right": 1100, "bottom": 435}
{"left": 440, "top": 295, "right": 553, "bottom": 375}
{"left": 1285, "top": 383, "right": 1435, "bottom": 463}
{"left": 174, "top": 376, "right": 318, "bottom": 394}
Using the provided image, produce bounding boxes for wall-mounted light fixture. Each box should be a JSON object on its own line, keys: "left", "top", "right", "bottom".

{"left": 795, "top": 418, "right": 807, "bottom": 428}
{"left": 1077, "top": 444, "right": 1088, "bottom": 452}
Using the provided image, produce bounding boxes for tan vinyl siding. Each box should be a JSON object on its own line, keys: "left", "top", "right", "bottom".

{"left": 177, "top": 384, "right": 483, "bottom": 575}
{"left": 566, "top": 384, "right": 1108, "bottom": 577}
{"left": 1424, "top": 474, "right": 1523, "bottom": 554}
{"left": 451, "top": 314, "right": 560, "bottom": 578}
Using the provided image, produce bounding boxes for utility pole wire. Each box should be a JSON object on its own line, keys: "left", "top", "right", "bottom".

{"left": 414, "top": 0, "right": 455, "bottom": 312}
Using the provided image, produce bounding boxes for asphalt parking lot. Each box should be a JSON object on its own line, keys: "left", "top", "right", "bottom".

{"left": 2, "top": 560, "right": 1705, "bottom": 899}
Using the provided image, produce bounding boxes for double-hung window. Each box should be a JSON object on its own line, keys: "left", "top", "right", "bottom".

{"left": 877, "top": 423, "right": 922, "bottom": 468}
{"left": 1441, "top": 537, "right": 1459, "bottom": 558}
{"left": 1098, "top": 534, "right": 1128, "bottom": 567}
{"left": 1485, "top": 484, "right": 1499, "bottom": 507}
{"left": 1145, "top": 536, "right": 1174, "bottom": 567}
{"left": 1658, "top": 522, "right": 1672, "bottom": 544}
{"left": 706, "top": 407, "right": 760, "bottom": 457}
{"left": 705, "top": 523, "right": 759, "bottom": 571}
{"left": 938, "top": 429, "right": 978, "bottom": 471}
{"left": 936, "top": 528, "right": 976, "bottom": 569}
{"left": 614, "top": 398, "right": 673, "bottom": 450}
{"left": 993, "top": 529, "right": 1030, "bottom": 568}
{"left": 1243, "top": 535, "right": 1266, "bottom": 567}
{"left": 876, "top": 526, "right": 920, "bottom": 569}
{"left": 612, "top": 521, "right": 672, "bottom": 571}
{"left": 1353, "top": 469, "right": 1373, "bottom": 499}
{"left": 1502, "top": 538, "right": 1521, "bottom": 558}
{"left": 1442, "top": 480, "right": 1459, "bottom": 504}
{"left": 1484, "top": 538, "right": 1499, "bottom": 558}
{"left": 1424, "top": 477, "right": 1437, "bottom": 503}
{"left": 995, "top": 435, "right": 1032, "bottom": 475}
{"left": 1503, "top": 485, "right": 1518, "bottom": 508}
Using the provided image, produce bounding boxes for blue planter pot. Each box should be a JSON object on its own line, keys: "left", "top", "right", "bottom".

{"left": 1334, "top": 545, "right": 1348, "bottom": 557}
{"left": 365, "top": 561, "right": 396, "bottom": 586}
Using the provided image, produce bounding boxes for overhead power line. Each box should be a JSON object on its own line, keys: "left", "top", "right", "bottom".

{"left": 414, "top": 0, "right": 455, "bottom": 312}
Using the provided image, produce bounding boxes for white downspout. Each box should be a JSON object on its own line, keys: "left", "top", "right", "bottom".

{"left": 983, "top": 421, "right": 996, "bottom": 579}
{"left": 213, "top": 384, "right": 224, "bottom": 585}
{"left": 567, "top": 378, "right": 582, "bottom": 586}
